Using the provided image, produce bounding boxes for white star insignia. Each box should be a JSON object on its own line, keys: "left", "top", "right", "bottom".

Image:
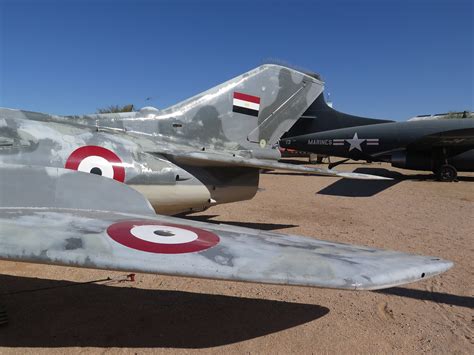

{"left": 346, "top": 132, "right": 365, "bottom": 151}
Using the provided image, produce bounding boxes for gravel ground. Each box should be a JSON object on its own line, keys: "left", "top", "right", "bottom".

{"left": 0, "top": 162, "right": 472, "bottom": 354}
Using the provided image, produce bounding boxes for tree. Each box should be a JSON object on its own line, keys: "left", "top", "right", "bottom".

{"left": 96, "top": 104, "right": 135, "bottom": 114}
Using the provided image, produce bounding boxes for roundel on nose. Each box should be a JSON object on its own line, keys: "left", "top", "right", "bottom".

{"left": 65, "top": 145, "right": 126, "bottom": 182}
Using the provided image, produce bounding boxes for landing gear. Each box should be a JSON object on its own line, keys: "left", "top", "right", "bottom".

{"left": 435, "top": 164, "right": 458, "bottom": 182}
{"left": 433, "top": 147, "right": 458, "bottom": 182}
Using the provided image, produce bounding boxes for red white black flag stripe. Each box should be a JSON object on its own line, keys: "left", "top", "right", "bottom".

{"left": 233, "top": 92, "right": 260, "bottom": 117}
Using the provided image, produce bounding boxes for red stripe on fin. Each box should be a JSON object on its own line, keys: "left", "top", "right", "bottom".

{"left": 233, "top": 92, "right": 260, "bottom": 104}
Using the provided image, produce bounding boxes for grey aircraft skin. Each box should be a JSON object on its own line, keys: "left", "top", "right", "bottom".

{"left": 0, "top": 65, "right": 452, "bottom": 295}
{"left": 0, "top": 65, "right": 386, "bottom": 216}
{"left": 280, "top": 95, "right": 474, "bottom": 181}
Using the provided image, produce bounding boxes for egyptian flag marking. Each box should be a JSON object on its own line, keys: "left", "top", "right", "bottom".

{"left": 233, "top": 92, "right": 260, "bottom": 117}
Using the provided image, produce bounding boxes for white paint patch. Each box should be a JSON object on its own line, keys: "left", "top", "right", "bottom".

{"left": 130, "top": 225, "right": 198, "bottom": 244}
{"left": 77, "top": 155, "right": 115, "bottom": 179}
{"left": 232, "top": 98, "right": 260, "bottom": 111}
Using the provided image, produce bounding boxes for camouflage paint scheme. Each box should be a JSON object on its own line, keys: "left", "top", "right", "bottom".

{"left": 0, "top": 65, "right": 386, "bottom": 215}
{"left": 0, "top": 65, "right": 452, "bottom": 291}
{"left": 0, "top": 165, "right": 452, "bottom": 290}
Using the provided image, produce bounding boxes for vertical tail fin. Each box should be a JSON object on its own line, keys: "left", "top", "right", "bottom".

{"left": 283, "top": 94, "right": 394, "bottom": 138}
{"left": 152, "top": 64, "right": 324, "bottom": 151}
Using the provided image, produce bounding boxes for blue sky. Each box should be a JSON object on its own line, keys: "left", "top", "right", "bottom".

{"left": 0, "top": 0, "right": 472, "bottom": 120}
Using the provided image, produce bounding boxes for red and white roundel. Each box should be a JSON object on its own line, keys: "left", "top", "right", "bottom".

{"left": 65, "top": 146, "right": 125, "bottom": 182}
{"left": 106, "top": 220, "right": 220, "bottom": 254}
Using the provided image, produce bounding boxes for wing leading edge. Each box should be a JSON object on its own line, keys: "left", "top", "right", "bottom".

{"left": 0, "top": 165, "right": 451, "bottom": 290}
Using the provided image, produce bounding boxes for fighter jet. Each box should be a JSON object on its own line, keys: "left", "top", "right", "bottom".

{"left": 1, "top": 65, "right": 388, "bottom": 215}
{"left": 0, "top": 65, "right": 451, "bottom": 293}
{"left": 280, "top": 94, "right": 474, "bottom": 181}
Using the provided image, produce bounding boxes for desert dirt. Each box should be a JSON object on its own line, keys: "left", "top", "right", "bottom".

{"left": 0, "top": 161, "right": 472, "bottom": 354}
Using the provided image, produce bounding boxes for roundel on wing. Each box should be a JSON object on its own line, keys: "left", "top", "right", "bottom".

{"left": 106, "top": 220, "right": 220, "bottom": 254}
{"left": 65, "top": 146, "right": 125, "bottom": 182}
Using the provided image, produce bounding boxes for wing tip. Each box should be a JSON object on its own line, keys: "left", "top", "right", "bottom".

{"left": 353, "top": 258, "right": 454, "bottom": 291}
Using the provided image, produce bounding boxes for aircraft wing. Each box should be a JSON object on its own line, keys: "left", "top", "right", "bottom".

{"left": 0, "top": 165, "right": 451, "bottom": 290}
{"left": 163, "top": 151, "right": 391, "bottom": 180}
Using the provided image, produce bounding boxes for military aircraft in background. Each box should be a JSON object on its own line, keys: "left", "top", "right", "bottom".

{"left": 280, "top": 94, "right": 474, "bottom": 181}
{"left": 0, "top": 64, "right": 452, "bottom": 293}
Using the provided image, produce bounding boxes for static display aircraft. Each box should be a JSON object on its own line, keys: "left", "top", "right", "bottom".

{"left": 280, "top": 95, "right": 474, "bottom": 181}
{"left": 0, "top": 65, "right": 451, "bottom": 293}
{"left": 1, "top": 65, "right": 387, "bottom": 216}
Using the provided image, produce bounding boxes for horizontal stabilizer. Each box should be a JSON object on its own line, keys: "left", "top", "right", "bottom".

{"left": 168, "top": 151, "right": 392, "bottom": 180}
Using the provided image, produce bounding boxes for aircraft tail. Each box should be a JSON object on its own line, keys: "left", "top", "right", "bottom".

{"left": 149, "top": 64, "right": 324, "bottom": 153}
{"left": 282, "top": 94, "right": 393, "bottom": 138}
{"left": 74, "top": 65, "right": 322, "bottom": 156}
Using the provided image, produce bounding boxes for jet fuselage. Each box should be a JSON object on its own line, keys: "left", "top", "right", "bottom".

{"left": 0, "top": 64, "right": 328, "bottom": 214}
{"left": 282, "top": 119, "right": 474, "bottom": 172}
{"left": 0, "top": 111, "right": 260, "bottom": 215}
